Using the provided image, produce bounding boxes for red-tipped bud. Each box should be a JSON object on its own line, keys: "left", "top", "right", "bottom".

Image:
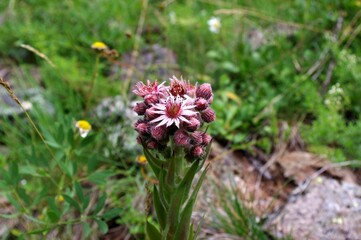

{"left": 201, "top": 108, "right": 216, "bottom": 123}
{"left": 136, "top": 135, "right": 143, "bottom": 145}
{"left": 174, "top": 130, "right": 190, "bottom": 146}
{"left": 191, "top": 131, "right": 203, "bottom": 145}
{"left": 191, "top": 145, "right": 203, "bottom": 157}
{"left": 144, "top": 94, "right": 158, "bottom": 106}
{"left": 145, "top": 107, "right": 158, "bottom": 120}
{"left": 202, "top": 133, "right": 212, "bottom": 145}
{"left": 147, "top": 139, "right": 157, "bottom": 149}
{"left": 183, "top": 117, "right": 200, "bottom": 132}
{"left": 150, "top": 125, "right": 167, "bottom": 141}
{"left": 133, "top": 102, "right": 147, "bottom": 115}
{"left": 195, "top": 98, "right": 208, "bottom": 111}
{"left": 135, "top": 123, "right": 148, "bottom": 135}
{"left": 196, "top": 83, "right": 213, "bottom": 100}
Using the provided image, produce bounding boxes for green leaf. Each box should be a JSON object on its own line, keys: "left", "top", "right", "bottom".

{"left": 7, "top": 194, "right": 21, "bottom": 211}
{"left": 87, "top": 170, "right": 113, "bottom": 185}
{"left": 146, "top": 220, "right": 161, "bottom": 240}
{"left": 175, "top": 166, "right": 209, "bottom": 240}
{"left": 9, "top": 162, "right": 19, "bottom": 185}
{"left": 143, "top": 147, "right": 161, "bottom": 176}
{"left": 95, "top": 219, "right": 108, "bottom": 234}
{"left": 82, "top": 195, "right": 91, "bottom": 211}
{"left": 74, "top": 182, "right": 84, "bottom": 202}
{"left": 93, "top": 194, "right": 106, "bottom": 215}
{"left": 158, "top": 169, "right": 170, "bottom": 208}
{"left": 16, "top": 188, "right": 30, "bottom": 205}
{"left": 101, "top": 208, "right": 121, "bottom": 221}
{"left": 0, "top": 213, "right": 20, "bottom": 219}
{"left": 82, "top": 222, "right": 91, "bottom": 238}
{"left": 179, "top": 160, "right": 200, "bottom": 205}
{"left": 63, "top": 194, "right": 81, "bottom": 212}
{"left": 45, "top": 140, "right": 62, "bottom": 149}
{"left": 153, "top": 186, "right": 166, "bottom": 229}
{"left": 0, "top": 180, "right": 10, "bottom": 191}
{"left": 47, "top": 210, "right": 60, "bottom": 223}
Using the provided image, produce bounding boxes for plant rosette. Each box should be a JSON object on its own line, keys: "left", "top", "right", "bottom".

{"left": 133, "top": 76, "right": 215, "bottom": 240}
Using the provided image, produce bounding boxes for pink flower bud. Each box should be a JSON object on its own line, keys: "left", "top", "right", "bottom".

{"left": 136, "top": 135, "right": 143, "bottom": 145}
{"left": 183, "top": 117, "right": 200, "bottom": 132}
{"left": 135, "top": 122, "right": 148, "bottom": 135}
{"left": 150, "top": 125, "right": 167, "bottom": 141}
{"left": 133, "top": 102, "right": 147, "bottom": 115}
{"left": 147, "top": 139, "right": 157, "bottom": 149}
{"left": 191, "top": 145, "right": 203, "bottom": 157}
{"left": 202, "top": 133, "right": 212, "bottom": 145}
{"left": 208, "top": 95, "right": 213, "bottom": 104}
{"left": 144, "top": 94, "right": 159, "bottom": 106}
{"left": 201, "top": 108, "right": 216, "bottom": 123}
{"left": 191, "top": 131, "right": 203, "bottom": 145}
{"left": 145, "top": 107, "right": 159, "bottom": 121}
{"left": 194, "top": 98, "right": 208, "bottom": 111}
{"left": 196, "top": 83, "right": 213, "bottom": 100}
{"left": 174, "top": 129, "right": 190, "bottom": 146}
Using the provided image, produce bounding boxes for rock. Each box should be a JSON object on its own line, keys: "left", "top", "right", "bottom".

{"left": 94, "top": 95, "right": 139, "bottom": 152}
{"left": 266, "top": 177, "right": 361, "bottom": 240}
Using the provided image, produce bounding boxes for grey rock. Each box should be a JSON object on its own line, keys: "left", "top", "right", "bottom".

{"left": 266, "top": 177, "right": 361, "bottom": 240}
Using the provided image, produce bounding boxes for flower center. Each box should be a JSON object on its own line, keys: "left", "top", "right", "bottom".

{"left": 170, "top": 82, "right": 187, "bottom": 96}
{"left": 166, "top": 102, "right": 181, "bottom": 118}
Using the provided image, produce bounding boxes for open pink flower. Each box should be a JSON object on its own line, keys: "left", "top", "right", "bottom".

{"left": 150, "top": 96, "right": 196, "bottom": 128}
{"left": 133, "top": 80, "right": 166, "bottom": 97}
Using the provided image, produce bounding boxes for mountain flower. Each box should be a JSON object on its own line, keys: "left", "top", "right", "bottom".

{"left": 150, "top": 96, "right": 196, "bottom": 128}
{"left": 208, "top": 17, "right": 221, "bottom": 34}
{"left": 75, "top": 120, "right": 92, "bottom": 138}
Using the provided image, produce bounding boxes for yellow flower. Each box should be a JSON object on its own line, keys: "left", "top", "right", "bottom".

{"left": 75, "top": 120, "right": 92, "bottom": 138}
{"left": 56, "top": 195, "right": 64, "bottom": 202}
{"left": 91, "top": 41, "right": 108, "bottom": 51}
{"left": 137, "top": 155, "right": 147, "bottom": 165}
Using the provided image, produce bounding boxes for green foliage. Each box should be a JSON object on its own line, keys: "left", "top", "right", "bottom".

{"left": 1, "top": 0, "right": 361, "bottom": 239}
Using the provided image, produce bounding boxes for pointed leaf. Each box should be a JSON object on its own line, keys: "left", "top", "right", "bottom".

{"left": 74, "top": 182, "right": 84, "bottom": 202}
{"left": 146, "top": 220, "right": 161, "bottom": 240}
{"left": 153, "top": 186, "right": 166, "bottom": 229}
{"left": 93, "top": 194, "right": 106, "bottom": 215}
{"left": 63, "top": 194, "right": 81, "bottom": 212}
{"left": 95, "top": 219, "right": 108, "bottom": 234}
{"left": 175, "top": 165, "right": 209, "bottom": 240}
{"left": 82, "top": 222, "right": 91, "bottom": 238}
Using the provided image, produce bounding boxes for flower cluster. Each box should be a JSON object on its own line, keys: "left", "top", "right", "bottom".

{"left": 133, "top": 76, "right": 215, "bottom": 158}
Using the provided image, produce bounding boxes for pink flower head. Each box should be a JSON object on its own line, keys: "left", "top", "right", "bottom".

{"left": 194, "top": 98, "right": 208, "bottom": 111}
{"left": 191, "top": 145, "right": 203, "bottom": 157}
{"left": 150, "top": 125, "right": 168, "bottom": 141}
{"left": 133, "top": 102, "right": 147, "bottom": 115}
{"left": 183, "top": 117, "right": 200, "bottom": 132}
{"left": 169, "top": 76, "right": 187, "bottom": 97}
{"left": 174, "top": 129, "right": 190, "bottom": 146}
{"left": 196, "top": 83, "right": 213, "bottom": 100}
{"left": 202, "top": 133, "right": 212, "bottom": 145}
{"left": 150, "top": 96, "right": 196, "bottom": 128}
{"left": 201, "top": 107, "right": 216, "bottom": 123}
{"left": 133, "top": 80, "right": 166, "bottom": 98}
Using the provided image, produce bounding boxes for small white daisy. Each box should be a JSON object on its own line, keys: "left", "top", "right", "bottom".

{"left": 75, "top": 120, "right": 92, "bottom": 138}
{"left": 150, "top": 96, "right": 196, "bottom": 128}
{"left": 208, "top": 17, "right": 221, "bottom": 34}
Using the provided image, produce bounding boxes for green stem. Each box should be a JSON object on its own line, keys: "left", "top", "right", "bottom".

{"left": 84, "top": 55, "right": 100, "bottom": 116}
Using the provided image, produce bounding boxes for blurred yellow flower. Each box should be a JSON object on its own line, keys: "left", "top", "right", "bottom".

{"left": 91, "top": 41, "right": 108, "bottom": 51}
{"left": 56, "top": 195, "right": 64, "bottom": 202}
{"left": 137, "top": 155, "right": 147, "bottom": 165}
{"left": 75, "top": 120, "right": 92, "bottom": 138}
